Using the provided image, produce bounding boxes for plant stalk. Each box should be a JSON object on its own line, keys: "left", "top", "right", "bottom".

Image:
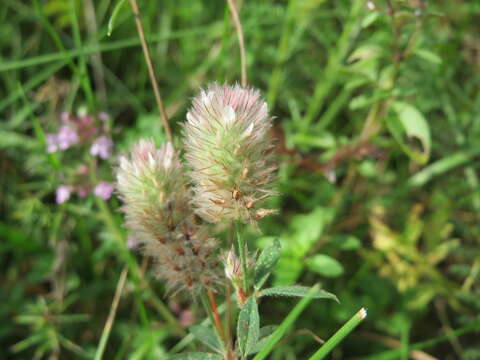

{"left": 128, "top": 0, "right": 173, "bottom": 143}
{"left": 201, "top": 291, "right": 228, "bottom": 356}
{"left": 235, "top": 222, "right": 249, "bottom": 296}
{"left": 94, "top": 267, "right": 128, "bottom": 360}
{"left": 226, "top": 0, "right": 247, "bottom": 87}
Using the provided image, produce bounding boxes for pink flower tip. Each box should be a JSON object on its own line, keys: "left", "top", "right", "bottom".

{"left": 94, "top": 181, "right": 114, "bottom": 200}
{"left": 90, "top": 136, "right": 113, "bottom": 159}
{"left": 60, "top": 112, "right": 70, "bottom": 122}
{"left": 56, "top": 185, "right": 72, "bottom": 204}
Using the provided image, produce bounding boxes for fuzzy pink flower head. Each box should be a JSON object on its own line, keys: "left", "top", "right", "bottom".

{"left": 90, "top": 136, "right": 113, "bottom": 159}
{"left": 56, "top": 185, "right": 72, "bottom": 204}
{"left": 94, "top": 181, "right": 114, "bottom": 200}
{"left": 115, "top": 140, "right": 219, "bottom": 294}
{"left": 183, "top": 83, "right": 276, "bottom": 224}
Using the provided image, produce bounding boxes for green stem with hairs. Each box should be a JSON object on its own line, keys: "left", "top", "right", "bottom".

{"left": 235, "top": 222, "right": 249, "bottom": 296}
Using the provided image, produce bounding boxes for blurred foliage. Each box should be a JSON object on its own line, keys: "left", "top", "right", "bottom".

{"left": 1, "top": 0, "right": 480, "bottom": 359}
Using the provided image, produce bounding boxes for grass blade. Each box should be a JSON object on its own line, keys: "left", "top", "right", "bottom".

{"left": 307, "top": 308, "right": 367, "bottom": 360}
{"left": 94, "top": 268, "right": 128, "bottom": 360}
{"left": 252, "top": 285, "right": 319, "bottom": 360}
{"left": 108, "top": 0, "right": 127, "bottom": 36}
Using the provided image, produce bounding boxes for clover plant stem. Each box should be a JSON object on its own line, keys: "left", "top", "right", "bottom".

{"left": 201, "top": 291, "right": 228, "bottom": 355}
{"left": 308, "top": 308, "right": 367, "bottom": 360}
{"left": 235, "top": 221, "right": 249, "bottom": 296}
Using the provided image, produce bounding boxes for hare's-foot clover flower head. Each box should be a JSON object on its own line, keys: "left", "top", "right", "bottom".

{"left": 115, "top": 140, "right": 219, "bottom": 294}
{"left": 183, "top": 83, "right": 277, "bottom": 224}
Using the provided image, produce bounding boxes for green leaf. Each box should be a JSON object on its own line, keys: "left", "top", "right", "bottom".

{"left": 414, "top": 49, "right": 442, "bottom": 65}
{"left": 387, "top": 101, "right": 431, "bottom": 164}
{"left": 331, "top": 235, "right": 361, "bottom": 250}
{"left": 347, "top": 44, "right": 382, "bottom": 63}
{"left": 169, "top": 353, "right": 223, "bottom": 360}
{"left": 0, "top": 131, "right": 36, "bottom": 149}
{"left": 306, "top": 255, "right": 344, "bottom": 278}
{"left": 259, "top": 285, "right": 338, "bottom": 302}
{"left": 252, "top": 285, "right": 319, "bottom": 360}
{"left": 254, "top": 238, "right": 281, "bottom": 290}
{"left": 247, "top": 326, "right": 277, "bottom": 355}
{"left": 237, "top": 296, "right": 260, "bottom": 358}
{"left": 107, "top": 0, "right": 127, "bottom": 37}
{"left": 274, "top": 256, "right": 303, "bottom": 285}
{"left": 285, "top": 207, "right": 335, "bottom": 258}
{"left": 189, "top": 325, "right": 221, "bottom": 353}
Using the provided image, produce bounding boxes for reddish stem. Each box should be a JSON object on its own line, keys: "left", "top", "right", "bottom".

{"left": 207, "top": 289, "right": 226, "bottom": 343}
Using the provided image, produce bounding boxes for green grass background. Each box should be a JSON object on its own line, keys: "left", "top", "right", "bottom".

{"left": 1, "top": 0, "right": 480, "bottom": 358}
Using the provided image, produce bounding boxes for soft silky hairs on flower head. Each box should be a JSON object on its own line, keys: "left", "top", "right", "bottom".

{"left": 115, "top": 140, "right": 218, "bottom": 294}
{"left": 183, "top": 83, "right": 276, "bottom": 225}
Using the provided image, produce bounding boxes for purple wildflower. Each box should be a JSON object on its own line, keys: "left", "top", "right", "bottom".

{"left": 77, "top": 187, "right": 89, "bottom": 198}
{"left": 56, "top": 185, "right": 72, "bottom": 204}
{"left": 60, "top": 112, "right": 70, "bottom": 122}
{"left": 46, "top": 134, "right": 58, "bottom": 153}
{"left": 94, "top": 181, "right": 114, "bottom": 200}
{"left": 56, "top": 125, "right": 79, "bottom": 150}
{"left": 90, "top": 136, "right": 113, "bottom": 159}
{"left": 98, "top": 112, "right": 110, "bottom": 122}
{"left": 179, "top": 309, "right": 194, "bottom": 327}
{"left": 127, "top": 235, "right": 140, "bottom": 250}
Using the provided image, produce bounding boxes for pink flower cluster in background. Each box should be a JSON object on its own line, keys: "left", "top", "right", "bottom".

{"left": 50, "top": 110, "right": 115, "bottom": 204}
{"left": 90, "top": 136, "right": 113, "bottom": 159}
{"left": 47, "top": 126, "right": 79, "bottom": 153}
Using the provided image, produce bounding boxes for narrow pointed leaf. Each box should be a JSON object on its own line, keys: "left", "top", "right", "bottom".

{"left": 169, "top": 353, "right": 223, "bottom": 360}
{"left": 247, "top": 326, "right": 277, "bottom": 355}
{"left": 107, "top": 0, "right": 127, "bottom": 36}
{"left": 259, "top": 285, "right": 338, "bottom": 302}
{"left": 237, "top": 296, "right": 260, "bottom": 357}
{"left": 252, "top": 285, "right": 319, "bottom": 360}
{"left": 189, "top": 325, "right": 222, "bottom": 353}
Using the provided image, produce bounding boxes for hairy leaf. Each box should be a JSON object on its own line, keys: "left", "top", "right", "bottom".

{"left": 237, "top": 296, "right": 260, "bottom": 357}
{"left": 189, "top": 325, "right": 221, "bottom": 353}
{"left": 254, "top": 238, "right": 281, "bottom": 290}
{"left": 259, "top": 285, "right": 338, "bottom": 302}
{"left": 169, "top": 353, "right": 223, "bottom": 360}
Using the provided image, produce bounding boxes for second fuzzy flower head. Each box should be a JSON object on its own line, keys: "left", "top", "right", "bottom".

{"left": 184, "top": 84, "right": 276, "bottom": 224}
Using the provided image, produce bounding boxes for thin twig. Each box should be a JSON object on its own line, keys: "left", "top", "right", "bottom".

{"left": 128, "top": 0, "right": 173, "bottom": 143}
{"left": 84, "top": 0, "right": 107, "bottom": 103}
{"left": 94, "top": 267, "right": 128, "bottom": 360}
{"left": 226, "top": 0, "right": 247, "bottom": 87}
